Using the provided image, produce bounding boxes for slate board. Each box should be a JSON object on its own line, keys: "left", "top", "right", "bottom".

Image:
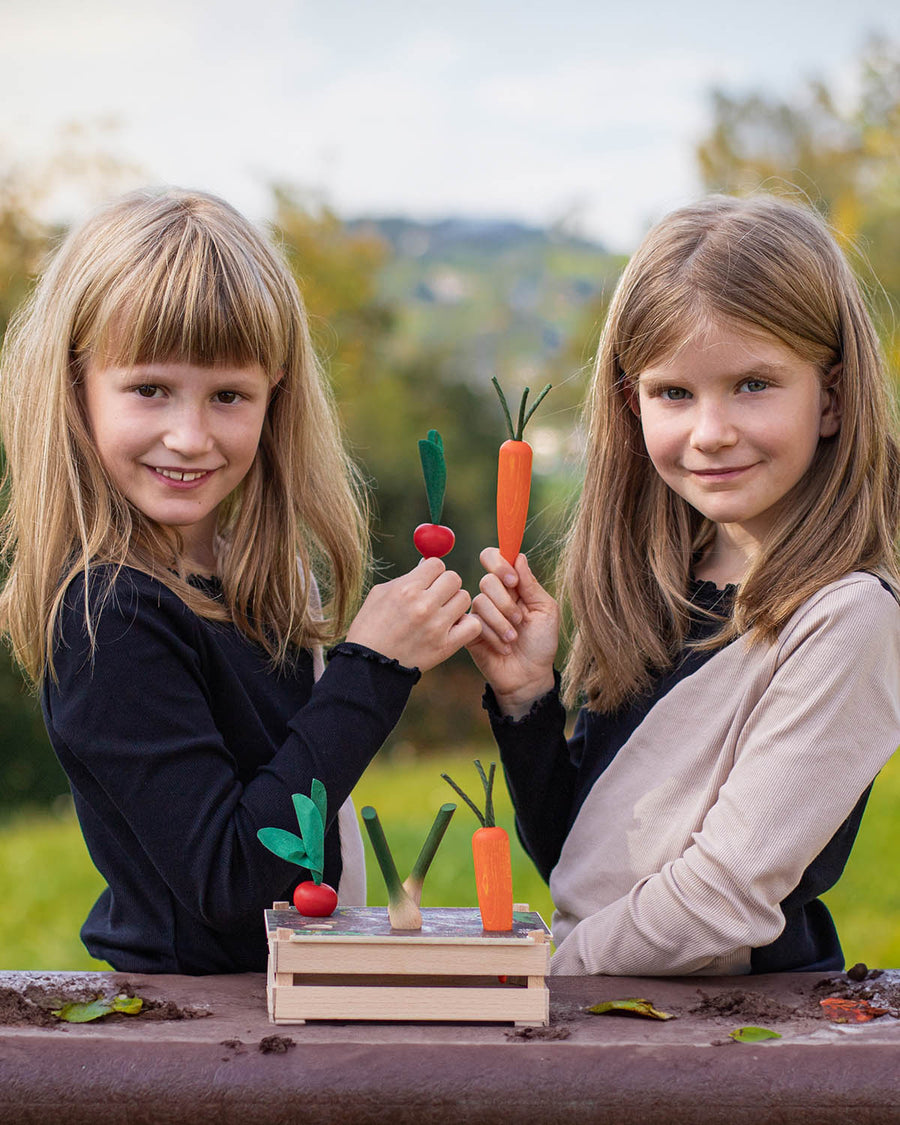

{"left": 265, "top": 905, "right": 550, "bottom": 941}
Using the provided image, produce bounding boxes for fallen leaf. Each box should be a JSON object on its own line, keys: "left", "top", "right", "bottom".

{"left": 820, "top": 997, "right": 890, "bottom": 1023}
{"left": 52, "top": 994, "right": 144, "bottom": 1023}
{"left": 729, "top": 1026, "right": 782, "bottom": 1043}
{"left": 586, "top": 997, "right": 675, "bottom": 1020}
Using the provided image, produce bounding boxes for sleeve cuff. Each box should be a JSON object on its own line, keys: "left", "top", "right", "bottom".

{"left": 326, "top": 641, "right": 422, "bottom": 684}
{"left": 482, "top": 669, "right": 562, "bottom": 725}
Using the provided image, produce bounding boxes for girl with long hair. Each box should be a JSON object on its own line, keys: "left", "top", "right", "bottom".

{"left": 468, "top": 194, "right": 900, "bottom": 975}
{"left": 0, "top": 188, "right": 480, "bottom": 973}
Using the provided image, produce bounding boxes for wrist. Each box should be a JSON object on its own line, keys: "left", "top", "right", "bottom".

{"left": 491, "top": 671, "right": 557, "bottom": 720}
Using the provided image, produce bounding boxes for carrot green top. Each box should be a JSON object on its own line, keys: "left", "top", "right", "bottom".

{"left": 441, "top": 760, "right": 498, "bottom": 828}
{"left": 492, "top": 377, "right": 552, "bottom": 442}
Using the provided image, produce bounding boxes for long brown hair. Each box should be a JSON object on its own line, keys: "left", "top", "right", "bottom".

{"left": 561, "top": 193, "right": 900, "bottom": 711}
{"left": 0, "top": 188, "right": 369, "bottom": 684}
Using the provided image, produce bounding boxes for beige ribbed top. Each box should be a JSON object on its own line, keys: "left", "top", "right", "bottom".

{"left": 550, "top": 573, "right": 900, "bottom": 976}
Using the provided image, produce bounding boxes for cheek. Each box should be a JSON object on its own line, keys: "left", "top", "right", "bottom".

{"left": 638, "top": 411, "right": 677, "bottom": 471}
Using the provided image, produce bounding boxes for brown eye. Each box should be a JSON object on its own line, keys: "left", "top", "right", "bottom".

{"left": 216, "top": 391, "right": 239, "bottom": 404}
{"left": 136, "top": 384, "right": 159, "bottom": 398}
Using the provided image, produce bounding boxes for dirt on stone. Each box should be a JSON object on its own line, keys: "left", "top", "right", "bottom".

{"left": 0, "top": 977, "right": 211, "bottom": 1027}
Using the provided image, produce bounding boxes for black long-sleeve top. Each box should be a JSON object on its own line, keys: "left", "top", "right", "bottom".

{"left": 41, "top": 566, "right": 418, "bottom": 974}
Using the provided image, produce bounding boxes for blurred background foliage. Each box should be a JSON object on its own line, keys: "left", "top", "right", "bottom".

{"left": 2, "top": 33, "right": 900, "bottom": 820}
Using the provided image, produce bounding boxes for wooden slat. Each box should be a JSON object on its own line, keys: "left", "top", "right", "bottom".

{"left": 272, "top": 937, "right": 549, "bottom": 977}
{"left": 272, "top": 984, "right": 549, "bottom": 1024}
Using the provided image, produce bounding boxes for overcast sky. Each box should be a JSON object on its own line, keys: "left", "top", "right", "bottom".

{"left": 3, "top": 0, "right": 899, "bottom": 250}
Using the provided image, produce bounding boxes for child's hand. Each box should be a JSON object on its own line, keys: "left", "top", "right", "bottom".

{"left": 467, "top": 549, "right": 559, "bottom": 718}
{"left": 345, "top": 558, "right": 481, "bottom": 673}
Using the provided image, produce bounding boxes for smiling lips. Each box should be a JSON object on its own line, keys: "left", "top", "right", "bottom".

{"left": 150, "top": 466, "right": 214, "bottom": 485}
{"left": 689, "top": 464, "right": 756, "bottom": 480}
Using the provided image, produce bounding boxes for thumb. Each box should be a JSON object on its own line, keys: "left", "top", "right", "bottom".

{"left": 514, "top": 554, "right": 550, "bottom": 605}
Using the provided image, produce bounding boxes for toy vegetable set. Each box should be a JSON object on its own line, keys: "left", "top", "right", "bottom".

{"left": 260, "top": 384, "right": 553, "bottom": 1026}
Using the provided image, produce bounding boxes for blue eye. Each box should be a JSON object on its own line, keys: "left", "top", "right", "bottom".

{"left": 660, "top": 386, "right": 689, "bottom": 401}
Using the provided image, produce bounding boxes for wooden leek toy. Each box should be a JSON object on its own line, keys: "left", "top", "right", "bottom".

{"left": 442, "top": 760, "right": 513, "bottom": 931}
{"left": 491, "top": 378, "right": 552, "bottom": 565}
{"left": 257, "top": 780, "right": 337, "bottom": 917}
{"left": 361, "top": 802, "right": 456, "bottom": 929}
{"left": 414, "top": 429, "right": 455, "bottom": 558}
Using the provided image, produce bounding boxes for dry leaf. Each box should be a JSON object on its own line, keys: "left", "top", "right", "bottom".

{"left": 820, "top": 997, "right": 890, "bottom": 1023}
{"left": 586, "top": 997, "right": 675, "bottom": 1020}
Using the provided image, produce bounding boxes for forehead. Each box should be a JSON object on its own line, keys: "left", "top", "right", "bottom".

{"left": 636, "top": 320, "right": 803, "bottom": 381}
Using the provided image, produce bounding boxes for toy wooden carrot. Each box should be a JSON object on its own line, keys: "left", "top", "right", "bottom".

{"left": 441, "top": 760, "right": 513, "bottom": 932}
{"left": 414, "top": 428, "right": 455, "bottom": 558}
{"left": 491, "top": 378, "right": 551, "bottom": 565}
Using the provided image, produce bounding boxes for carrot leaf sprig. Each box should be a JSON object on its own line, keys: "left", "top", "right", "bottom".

{"left": 492, "top": 378, "right": 552, "bottom": 442}
{"left": 418, "top": 429, "right": 447, "bottom": 524}
{"left": 441, "top": 759, "right": 496, "bottom": 827}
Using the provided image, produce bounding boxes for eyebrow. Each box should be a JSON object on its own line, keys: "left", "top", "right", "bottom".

{"left": 637, "top": 362, "right": 789, "bottom": 388}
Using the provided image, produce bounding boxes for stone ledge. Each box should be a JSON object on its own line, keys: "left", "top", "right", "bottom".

{"left": 1, "top": 970, "right": 899, "bottom": 1123}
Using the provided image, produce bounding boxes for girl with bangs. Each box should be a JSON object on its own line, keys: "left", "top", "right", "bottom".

{"left": 0, "top": 188, "right": 480, "bottom": 973}
{"left": 469, "top": 194, "right": 900, "bottom": 976}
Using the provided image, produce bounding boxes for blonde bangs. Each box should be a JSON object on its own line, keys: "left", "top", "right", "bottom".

{"left": 1, "top": 187, "right": 369, "bottom": 685}
{"left": 73, "top": 194, "right": 294, "bottom": 380}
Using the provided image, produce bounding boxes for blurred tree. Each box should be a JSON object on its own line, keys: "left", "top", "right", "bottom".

{"left": 272, "top": 187, "right": 501, "bottom": 593}
{"left": 696, "top": 34, "right": 900, "bottom": 369}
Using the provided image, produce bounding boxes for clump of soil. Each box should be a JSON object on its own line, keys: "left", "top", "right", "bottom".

{"left": 259, "top": 1034, "right": 295, "bottom": 1053}
{"left": 506, "top": 1025, "right": 571, "bottom": 1041}
{"left": 0, "top": 975, "right": 210, "bottom": 1027}
{"left": 689, "top": 988, "right": 807, "bottom": 1024}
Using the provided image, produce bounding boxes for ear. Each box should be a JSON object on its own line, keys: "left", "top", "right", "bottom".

{"left": 622, "top": 379, "right": 641, "bottom": 417}
{"left": 268, "top": 367, "right": 286, "bottom": 403}
{"left": 819, "top": 363, "right": 842, "bottom": 438}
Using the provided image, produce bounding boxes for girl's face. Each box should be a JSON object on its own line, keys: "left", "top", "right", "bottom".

{"left": 635, "top": 320, "right": 841, "bottom": 581}
{"left": 82, "top": 359, "right": 272, "bottom": 573}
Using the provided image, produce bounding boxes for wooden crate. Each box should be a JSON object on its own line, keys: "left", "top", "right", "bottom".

{"left": 265, "top": 903, "right": 551, "bottom": 1026}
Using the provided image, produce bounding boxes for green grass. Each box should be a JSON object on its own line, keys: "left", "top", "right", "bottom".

{"left": 1, "top": 747, "right": 898, "bottom": 971}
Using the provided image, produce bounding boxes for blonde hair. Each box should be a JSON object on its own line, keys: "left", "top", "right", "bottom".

{"left": 0, "top": 187, "right": 369, "bottom": 684}
{"left": 562, "top": 193, "right": 900, "bottom": 711}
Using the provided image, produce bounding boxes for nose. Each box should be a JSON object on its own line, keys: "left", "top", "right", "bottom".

{"left": 162, "top": 405, "right": 214, "bottom": 458}
{"left": 690, "top": 399, "right": 738, "bottom": 452}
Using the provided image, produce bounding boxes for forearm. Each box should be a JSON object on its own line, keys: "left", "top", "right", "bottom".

{"left": 486, "top": 674, "right": 578, "bottom": 882}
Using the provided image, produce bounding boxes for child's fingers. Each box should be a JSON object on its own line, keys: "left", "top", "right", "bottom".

{"left": 472, "top": 589, "right": 519, "bottom": 644}
{"left": 479, "top": 547, "right": 519, "bottom": 588}
{"left": 478, "top": 574, "right": 523, "bottom": 626}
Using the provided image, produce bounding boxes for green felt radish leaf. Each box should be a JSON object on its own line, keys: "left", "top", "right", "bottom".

{"left": 257, "top": 827, "right": 310, "bottom": 867}
{"left": 258, "top": 781, "right": 328, "bottom": 882}
{"left": 418, "top": 430, "right": 447, "bottom": 524}
{"left": 291, "top": 793, "right": 325, "bottom": 880}
{"left": 310, "top": 778, "right": 328, "bottom": 828}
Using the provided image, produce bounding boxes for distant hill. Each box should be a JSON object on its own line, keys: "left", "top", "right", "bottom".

{"left": 347, "top": 216, "right": 624, "bottom": 386}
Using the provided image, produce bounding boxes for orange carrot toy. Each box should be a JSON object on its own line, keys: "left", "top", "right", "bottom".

{"left": 491, "top": 378, "right": 552, "bottom": 565}
{"left": 441, "top": 760, "right": 513, "bottom": 932}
